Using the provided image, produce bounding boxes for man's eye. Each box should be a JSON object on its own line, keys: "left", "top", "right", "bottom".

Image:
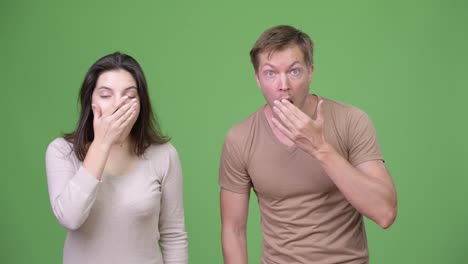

{"left": 291, "top": 69, "right": 300, "bottom": 75}
{"left": 265, "top": 71, "right": 275, "bottom": 77}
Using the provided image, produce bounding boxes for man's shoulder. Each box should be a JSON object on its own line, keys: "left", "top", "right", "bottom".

{"left": 319, "top": 95, "right": 367, "bottom": 118}
{"left": 320, "top": 95, "right": 358, "bottom": 111}
{"left": 224, "top": 107, "right": 263, "bottom": 142}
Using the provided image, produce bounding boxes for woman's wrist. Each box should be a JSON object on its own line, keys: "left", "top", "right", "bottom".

{"left": 91, "top": 138, "right": 112, "bottom": 153}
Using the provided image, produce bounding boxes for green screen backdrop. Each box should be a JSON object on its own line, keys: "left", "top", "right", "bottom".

{"left": 1, "top": 0, "right": 467, "bottom": 263}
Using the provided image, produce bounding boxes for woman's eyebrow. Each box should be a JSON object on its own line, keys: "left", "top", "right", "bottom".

{"left": 96, "top": 86, "right": 137, "bottom": 90}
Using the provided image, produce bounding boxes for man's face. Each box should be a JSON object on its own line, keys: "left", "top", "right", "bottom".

{"left": 255, "top": 45, "right": 313, "bottom": 111}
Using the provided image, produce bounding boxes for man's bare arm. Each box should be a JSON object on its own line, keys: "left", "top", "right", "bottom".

{"left": 220, "top": 188, "right": 250, "bottom": 264}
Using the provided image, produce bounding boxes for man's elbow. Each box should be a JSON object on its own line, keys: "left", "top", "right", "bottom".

{"left": 377, "top": 205, "right": 397, "bottom": 229}
{"left": 222, "top": 223, "right": 247, "bottom": 237}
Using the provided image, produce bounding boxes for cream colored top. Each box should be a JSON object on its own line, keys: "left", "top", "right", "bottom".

{"left": 46, "top": 138, "right": 187, "bottom": 264}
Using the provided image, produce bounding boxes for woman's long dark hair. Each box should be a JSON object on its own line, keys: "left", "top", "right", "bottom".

{"left": 64, "top": 52, "right": 169, "bottom": 161}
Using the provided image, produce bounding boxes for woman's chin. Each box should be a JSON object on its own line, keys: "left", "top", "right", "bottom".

{"left": 115, "top": 134, "right": 131, "bottom": 145}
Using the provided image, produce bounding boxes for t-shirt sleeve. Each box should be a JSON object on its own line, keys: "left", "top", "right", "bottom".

{"left": 218, "top": 129, "right": 252, "bottom": 193}
{"left": 347, "top": 109, "right": 383, "bottom": 167}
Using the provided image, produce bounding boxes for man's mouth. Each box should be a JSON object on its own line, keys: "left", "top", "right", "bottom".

{"left": 280, "top": 97, "right": 293, "bottom": 104}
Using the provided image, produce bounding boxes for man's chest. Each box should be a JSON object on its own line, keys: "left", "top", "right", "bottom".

{"left": 247, "top": 148, "right": 336, "bottom": 199}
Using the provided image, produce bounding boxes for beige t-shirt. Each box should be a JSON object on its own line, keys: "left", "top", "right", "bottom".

{"left": 219, "top": 95, "right": 383, "bottom": 264}
{"left": 46, "top": 138, "right": 188, "bottom": 264}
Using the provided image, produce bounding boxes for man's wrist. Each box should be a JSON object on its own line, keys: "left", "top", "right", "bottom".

{"left": 313, "top": 142, "right": 337, "bottom": 163}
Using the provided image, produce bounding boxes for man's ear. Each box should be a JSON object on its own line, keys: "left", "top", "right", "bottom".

{"left": 308, "top": 64, "right": 315, "bottom": 83}
{"left": 254, "top": 70, "right": 261, "bottom": 89}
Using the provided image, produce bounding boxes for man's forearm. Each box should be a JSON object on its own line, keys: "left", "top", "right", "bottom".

{"left": 222, "top": 228, "right": 248, "bottom": 264}
{"left": 315, "top": 143, "right": 397, "bottom": 228}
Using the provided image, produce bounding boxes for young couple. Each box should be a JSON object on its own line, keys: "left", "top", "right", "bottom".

{"left": 46, "top": 25, "right": 397, "bottom": 264}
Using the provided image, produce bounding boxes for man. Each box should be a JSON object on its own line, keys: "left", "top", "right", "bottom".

{"left": 219, "top": 25, "right": 397, "bottom": 264}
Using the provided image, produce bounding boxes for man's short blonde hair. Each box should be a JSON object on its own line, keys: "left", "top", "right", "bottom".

{"left": 250, "top": 25, "right": 314, "bottom": 72}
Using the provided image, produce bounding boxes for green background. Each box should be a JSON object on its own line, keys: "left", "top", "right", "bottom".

{"left": 1, "top": 0, "right": 467, "bottom": 263}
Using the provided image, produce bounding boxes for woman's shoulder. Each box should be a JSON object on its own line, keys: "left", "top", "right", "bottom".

{"left": 45, "top": 137, "right": 78, "bottom": 163}
{"left": 144, "top": 142, "right": 179, "bottom": 160}
{"left": 46, "top": 137, "right": 73, "bottom": 154}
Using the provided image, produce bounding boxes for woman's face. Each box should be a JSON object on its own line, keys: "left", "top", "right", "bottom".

{"left": 91, "top": 69, "right": 141, "bottom": 143}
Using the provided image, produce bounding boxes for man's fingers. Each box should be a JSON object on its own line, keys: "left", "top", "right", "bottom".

{"left": 279, "top": 99, "right": 305, "bottom": 120}
{"left": 315, "top": 100, "right": 324, "bottom": 122}
{"left": 272, "top": 104, "right": 296, "bottom": 131}
{"left": 275, "top": 99, "right": 307, "bottom": 124}
{"left": 274, "top": 100, "right": 302, "bottom": 125}
{"left": 271, "top": 117, "right": 294, "bottom": 140}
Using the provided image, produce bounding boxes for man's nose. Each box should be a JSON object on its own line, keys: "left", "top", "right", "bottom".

{"left": 279, "top": 74, "right": 290, "bottom": 91}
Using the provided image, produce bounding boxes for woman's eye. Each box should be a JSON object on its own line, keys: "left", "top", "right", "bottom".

{"left": 100, "top": 95, "right": 111, "bottom": 98}
{"left": 127, "top": 96, "right": 137, "bottom": 99}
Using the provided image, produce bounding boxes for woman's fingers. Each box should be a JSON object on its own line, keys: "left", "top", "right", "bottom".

{"left": 92, "top": 104, "right": 101, "bottom": 120}
{"left": 111, "top": 98, "right": 136, "bottom": 121}
{"left": 102, "top": 96, "right": 129, "bottom": 117}
{"left": 92, "top": 97, "right": 139, "bottom": 146}
{"left": 117, "top": 102, "right": 137, "bottom": 126}
{"left": 119, "top": 106, "right": 137, "bottom": 129}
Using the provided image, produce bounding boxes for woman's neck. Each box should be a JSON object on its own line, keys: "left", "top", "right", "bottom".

{"left": 110, "top": 137, "right": 135, "bottom": 156}
{"left": 104, "top": 137, "right": 138, "bottom": 176}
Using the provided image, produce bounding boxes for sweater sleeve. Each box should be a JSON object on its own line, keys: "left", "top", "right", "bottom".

{"left": 45, "top": 138, "right": 100, "bottom": 230}
{"left": 158, "top": 144, "right": 188, "bottom": 264}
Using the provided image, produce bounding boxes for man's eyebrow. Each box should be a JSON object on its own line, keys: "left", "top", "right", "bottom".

{"left": 261, "top": 61, "right": 301, "bottom": 69}
{"left": 261, "top": 63, "right": 276, "bottom": 69}
{"left": 288, "top": 61, "right": 301, "bottom": 68}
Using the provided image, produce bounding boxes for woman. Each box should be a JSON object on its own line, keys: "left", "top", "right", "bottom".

{"left": 45, "top": 52, "right": 188, "bottom": 264}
